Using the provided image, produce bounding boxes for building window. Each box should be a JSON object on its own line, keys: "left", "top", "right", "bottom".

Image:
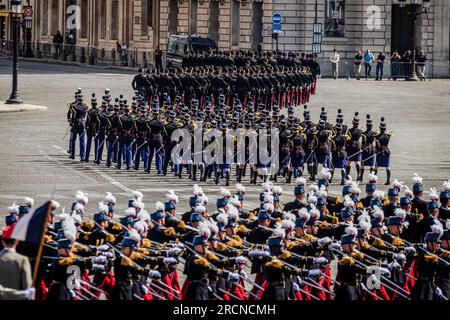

{"left": 168, "top": 0, "right": 178, "bottom": 35}
{"left": 141, "top": 0, "right": 153, "bottom": 36}
{"left": 251, "top": 1, "right": 263, "bottom": 50}
{"left": 100, "top": 0, "right": 107, "bottom": 39}
{"left": 81, "top": 0, "right": 88, "bottom": 38}
{"left": 42, "top": 0, "right": 49, "bottom": 36}
{"left": 189, "top": 0, "right": 198, "bottom": 35}
{"left": 209, "top": 1, "right": 219, "bottom": 44}
{"left": 111, "top": 0, "right": 119, "bottom": 40}
{"left": 324, "top": 0, "right": 345, "bottom": 37}
{"left": 231, "top": 0, "right": 240, "bottom": 46}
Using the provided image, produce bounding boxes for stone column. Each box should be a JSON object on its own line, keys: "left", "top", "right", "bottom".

{"left": 197, "top": 1, "right": 210, "bottom": 37}
{"left": 177, "top": 0, "right": 189, "bottom": 34}
{"left": 431, "top": 0, "right": 449, "bottom": 77}
{"left": 159, "top": 0, "right": 170, "bottom": 50}
{"left": 218, "top": 0, "right": 231, "bottom": 48}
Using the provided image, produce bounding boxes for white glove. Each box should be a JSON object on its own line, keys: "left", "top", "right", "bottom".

{"left": 388, "top": 261, "right": 402, "bottom": 270}
{"left": 235, "top": 256, "right": 247, "bottom": 265}
{"left": 292, "top": 282, "right": 300, "bottom": 292}
{"left": 318, "top": 237, "right": 332, "bottom": 246}
{"left": 149, "top": 270, "right": 162, "bottom": 280}
{"left": 435, "top": 286, "right": 443, "bottom": 297}
{"left": 163, "top": 257, "right": 177, "bottom": 265}
{"left": 379, "top": 267, "right": 391, "bottom": 277}
{"left": 92, "top": 264, "right": 106, "bottom": 271}
{"left": 394, "top": 253, "right": 406, "bottom": 261}
{"left": 168, "top": 248, "right": 182, "bottom": 256}
{"left": 404, "top": 246, "right": 416, "bottom": 256}
{"left": 313, "top": 257, "right": 328, "bottom": 266}
{"left": 239, "top": 270, "right": 248, "bottom": 279}
{"left": 101, "top": 252, "right": 115, "bottom": 259}
{"left": 228, "top": 272, "right": 240, "bottom": 283}
{"left": 175, "top": 242, "right": 185, "bottom": 249}
{"left": 141, "top": 285, "right": 149, "bottom": 295}
{"left": 308, "top": 269, "right": 321, "bottom": 277}
{"left": 402, "top": 221, "right": 410, "bottom": 229}
{"left": 25, "top": 288, "right": 36, "bottom": 300}
{"left": 98, "top": 244, "right": 110, "bottom": 252}
{"left": 92, "top": 256, "right": 107, "bottom": 264}
{"left": 249, "top": 249, "right": 271, "bottom": 258}
{"left": 328, "top": 243, "right": 342, "bottom": 251}
{"left": 74, "top": 278, "right": 81, "bottom": 289}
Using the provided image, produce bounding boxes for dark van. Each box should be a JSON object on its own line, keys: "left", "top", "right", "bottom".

{"left": 166, "top": 35, "right": 217, "bottom": 69}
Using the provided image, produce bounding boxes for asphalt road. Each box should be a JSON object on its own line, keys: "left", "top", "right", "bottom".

{"left": 0, "top": 58, "right": 449, "bottom": 219}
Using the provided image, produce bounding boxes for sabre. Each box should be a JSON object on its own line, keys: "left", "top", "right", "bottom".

{"left": 234, "top": 282, "right": 259, "bottom": 300}
{"left": 79, "top": 279, "right": 107, "bottom": 295}
{"left": 295, "top": 277, "right": 321, "bottom": 301}
{"left": 133, "top": 294, "right": 144, "bottom": 300}
{"left": 63, "top": 125, "right": 71, "bottom": 140}
{"left": 306, "top": 276, "right": 335, "bottom": 297}
{"left": 360, "top": 283, "right": 384, "bottom": 300}
{"left": 78, "top": 284, "right": 100, "bottom": 300}
{"left": 155, "top": 279, "right": 182, "bottom": 297}
{"left": 208, "top": 286, "right": 225, "bottom": 300}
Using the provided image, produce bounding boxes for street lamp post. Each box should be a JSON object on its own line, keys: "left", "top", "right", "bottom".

{"left": 5, "top": 0, "right": 23, "bottom": 104}
{"left": 402, "top": 0, "right": 431, "bottom": 81}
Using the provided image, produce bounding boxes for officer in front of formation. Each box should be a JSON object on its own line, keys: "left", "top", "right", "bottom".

{"left": 67, "top": 93, "right": 89, "bottom": 161}
{"left": 84, "top": 94, "right": 101, "bottom": 163}
{"left": 116, "top": 102, "right": 134, "bottom": 170}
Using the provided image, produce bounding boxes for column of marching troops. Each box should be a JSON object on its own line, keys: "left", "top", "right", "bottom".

{"left": 66, "top": 55, "right": 392, "bottom": 185}
{"left": 1, "top": 173, "right": 449, "bottom": 301}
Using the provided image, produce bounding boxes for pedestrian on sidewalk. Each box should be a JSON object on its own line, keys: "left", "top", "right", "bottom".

{"left": 155, "top": 46, "right": 163, "bottom": 71}
{"left": 330, "top": 49, "right": 340, "bottom": 80}
{"left": 417, "top": 49, "right": 427, "bottom": 81}
{"left": 53, "top": 31, "right": 64, "bottom": 58}
{"left": 375, "top": 51, "right": 386, "bottom": 81}
{"left": 363, "top": 49, "right": 374, "bottom": 80}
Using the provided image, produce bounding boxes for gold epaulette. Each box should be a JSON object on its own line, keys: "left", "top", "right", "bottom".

{"left": 58, "top": 252, "right": 77, "bottom": 266}
{"left": 303, "top": 234, "right": 316, "bottom": 242}
{"left": 279, "top": 251, "right": 292, "bottom": 259}
{"left": 372, "top": 238, "right": 387, "bottom": 248}
{"left": 83, "top": 220, "right": 95, "bottom": 230}
{"left": 130, "top": 252, "right": 144, "bottom": 261}
{"left": 177, "top": 220, "right": 186, "bottom": 229}
{"left": 73, "top": 242, "right": 86, "bottom": 251}
{"left": 164, "top": 227, "right": 176, "bottom": 236}
{"left": 204, "top": 251, "right": 220, "bottom": 261}
{"left": 392, "top": 237, "right": 404, "bottom": 246}
{"left": 216, "top": 242, "right": 228, "bottom": 252}
{"left": 356, "top": 202, "right": 364, "bottom": 210}
{"left": 266, "top": 259, "right": 284, "bottom": 269}
{"left": 338, "top": 256, "right": 355, "bottom": 266}
{"left": 362, "top": 241, "right": 370, "bottom": 250}
{"left": 106, "top": 233, "right": 116, "bottom": 243}
{"left": 137, "top": 248, "right": 150, "bottom": 256}
{"left": 288, "top": 240, "right": 306, "bottom": 250}
{"left": 142, "top": 238, "right": 152, "bottom": 248}
{"left": 335, "top": 196, "right": 342, "bottom": 204}
{"left": 236, "top": 224, "right": 250, "bottom": 233}
{"left": 111, "top": 223, "right": 122, "bottom": 231}
{"left": 194, "top": 256, "right": 210, "bottom": 267}
{"left": 352, "top": 251, "right": 365, "bottom": 261}
{"left": 121, "top": 256, "right": 135, "bottom": 267}
{"left": 417, "top": 214, "right": 424, "bottom": 222}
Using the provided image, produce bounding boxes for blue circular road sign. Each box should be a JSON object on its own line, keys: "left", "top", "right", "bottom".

{"left": 272, "top": 12, "right": 282, "bottom": 24}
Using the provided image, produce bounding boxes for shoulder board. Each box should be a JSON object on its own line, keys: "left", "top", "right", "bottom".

{"left": 106, "top": 233, "right": 116, "bottom": 243}
{"left": 352, "top": 251, "right": 365, "bottom": 261}
{"left": 141, "top": 238, "right": 153, "bottom": 248}
{"left": 130, "top": 252, "right": 143, "bottom": 261}
{"left": 112, "top": 223, "right": 122, "bottom": 231}
{"left": 58, "top": 253, "right": 76, "bottom": 266}
{"left": 177, "top": 220, "right": 186, "bottom": 229}
{"left": 304, "top": 234, "right": 317, "bottom": 242}
{"left": 164, "top": 227, "right": 176, "bottom": 236}
{"left": 83, "top": 220, "right": 95, "bottom": 230}
{"left": 137, "top": 248, "right": 150, "bottom": 256}
{"left": 216, "top": 242, "right": 228, "bottom": 252}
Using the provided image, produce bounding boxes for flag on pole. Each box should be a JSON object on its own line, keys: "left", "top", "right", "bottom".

{"left": 11, "top": 201, "right": 51, "bottom": 244}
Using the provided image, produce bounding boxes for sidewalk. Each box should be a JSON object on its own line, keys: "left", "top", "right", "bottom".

{"left": 0, "top": 53, "right": 141, "bottom": 73}
{"left": 0, "top": 103, "right": 48, "bottom": 114}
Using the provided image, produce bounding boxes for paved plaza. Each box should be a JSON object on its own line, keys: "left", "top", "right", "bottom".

{"left": 0, "top": 58, "right": 449, "bottom": 217}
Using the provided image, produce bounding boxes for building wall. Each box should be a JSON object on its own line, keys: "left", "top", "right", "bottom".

{"left": 3, "top": 0, "right": 450, "bottom": 76}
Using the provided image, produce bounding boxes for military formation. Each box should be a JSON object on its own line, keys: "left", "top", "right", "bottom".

{"left": 1, "top": 173, "right": 449, "bottom": 301}
{"left": 66, "top": 62, "right": 392, "bottom": 186}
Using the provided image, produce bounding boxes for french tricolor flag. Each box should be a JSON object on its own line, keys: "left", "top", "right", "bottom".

{"left": 11, "top": 201, "right": 51, "bottom": 244}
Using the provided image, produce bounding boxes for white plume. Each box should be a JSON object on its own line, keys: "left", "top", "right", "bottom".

{"left": 133, "top": 201, "right": 145, "bottom": 210}
{"left": 216, "top": 213, "right": 228, "bottom": 225}
{"left": 98, "top": 202, "right": 109, "bottom": 213}
{"left": 429, "top": 188, "right": 439, "bottom": 201}
{"left": 198, "top": 222, "right": 211, "bottom": 239}
{"left": 132, "top": 190, "right": 144, "bottom": 201}
{"left": 394, "top": 209, "right": 407, "bottom": 221}
{"left": 127, "top": 228, "right": 141, "bottom": 242}
{"left": 24, "top": 197, "right": 34, "bottom": 207}
{"left": 166, "top": 189, "right": 179, "bottom": 204}
{"left": 221, "top": 187, "right": 231, "bottom": 198}
{"left": 295, "top": 177, "right": 307, "bottom": 187}
{"left": 343, "top": 195, "right": 355, "bottom": 208}
{"left": 263, "top": 203, "right": 274, "bottom": 213}
{"left": 155, "top": 201, "right": 165, "bottom": 212}
{"left": 104, "top": 192, "right": 116, "bottom": 204}
{"left": 273, "top": 228, "right": 286, "bottom": 239}
{"left": 368, "top": 173, "right": 378, "bottom": 183}
{"left": 50, "top": 200, "right": 61, "bottom": 210}
{"left": 194, "top": 205, "right": 206, "bottom": 214}
{"left": 125, "top": 207, "right": 137, "bottom": 218}
{"left": 134, "top": 220, "right": 148, "bottom": 235}
{"left": 308, "top": 183, "right": 319, "bottom": 193}
{"left": 7, "top": 204, "right": 19, "bottom": 215}
{"left": 272, "top": 185, "right": 283, "bottom": 195}
{"left": 345, "top": 226, "right": 358, "bottom": 237}
{"left": 235, "top": 183, "right": 246, "bottom": 193}
{"left": 431, "top": 224, "right": 444, "bottom": 238}
{"left": 281, "top": 219, "right": 295, "bottom": 230}
{"left": 320, "top": 168, "right": 332, "bottom": 180}
{"left": 412, "top": 173, "right": 423, "bottom": 185}
{"left": 298, "top": 208, "right": 310, "bottom": 221}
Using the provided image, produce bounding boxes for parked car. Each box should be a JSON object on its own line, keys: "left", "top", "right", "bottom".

{"left": 166, "top": 34, "right": 217, "bottom": 69}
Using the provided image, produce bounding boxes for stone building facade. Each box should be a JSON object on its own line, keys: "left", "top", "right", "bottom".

{"left": 2, "top": 0, "right": 449, "bottom": 76}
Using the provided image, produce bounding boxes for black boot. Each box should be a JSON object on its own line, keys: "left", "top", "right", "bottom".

{"left": 287, "top": 171, "right": 293, "bottom": 184}
{"left": 192, "top": 165, "right": 197, "bottom": 181}
{"left": 225, "top": 171, "right": 230, "bottom": 186}
{"left": 340, "top": 169, "right": 346, "bottom": 185}
{"left": 346, "top": 165, "right": 351, "bottom": 179}
{"left": 385, "top": 169, "right": 391, "bottom": 185}
{"left": 356, "top": 164, "right": 361, "bottom": 182}
{"left": 237, "top": 167, "right": 243, "bottom": 183}
{"left": 252, "top": 170, "right": 258, "bottom": 185}
{"left": 359, "top": 168, "right": 365, "bottom": 182}
{"left": 215, "top": 171, "right": 220, "bottom": 185}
